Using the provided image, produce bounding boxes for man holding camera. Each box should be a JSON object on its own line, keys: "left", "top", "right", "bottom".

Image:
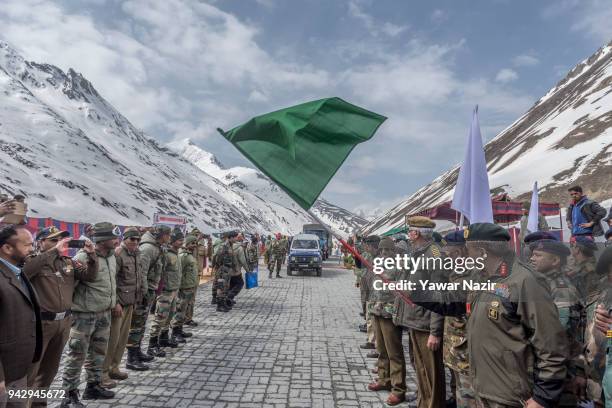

{"left": 60, "top": 222, "right": 120, "bottom": 407}
{"left": 22, "top": 227, "right": 98, "bottom": 407}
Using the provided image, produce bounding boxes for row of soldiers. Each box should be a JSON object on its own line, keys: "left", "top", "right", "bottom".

{"left": 0, "top": 222, "right": 215, "bottom": 408}
{"left": 353, "top": 216, "right": 612, "bottom": 408}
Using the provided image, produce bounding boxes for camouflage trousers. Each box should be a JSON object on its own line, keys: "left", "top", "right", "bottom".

{"left": 268, "top": 256, "right": 283, "bottom": 275}
{"left": 185, "top": 285, "right": 198, "bottom": 322}
{"left": 213, "top": 267, "right": 231, "bottom": 305}
{"left": 150, "top": 290, "right": 178, "bottom": 337}
{"left": 171, "top": 287, "right": 196, "bottom": 328}
{"left": 451, "top": 369, "right": 477, "bottom": 408}
{"left": 127, "top": 289, "right": 155, "bottom": 348}
{"left": 62, "top": 310, "right": 111, "bottom": 391}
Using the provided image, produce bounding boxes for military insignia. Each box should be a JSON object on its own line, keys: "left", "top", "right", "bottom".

{"left": 463, "top": 228, "right": 469, "bottom": 239}
{"left": 493, "top": 283, "right": 510, "bottom": 298}
{"left": 431, "top": 246, "right": 441, "bottom": 258}
{"left": 491, "top": 300, "right": 499, "bottom": 308}
{"left": 488, "top": 307, "right": 499, "bottom": 320}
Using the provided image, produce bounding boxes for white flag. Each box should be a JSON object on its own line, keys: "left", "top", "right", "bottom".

{"left": 451, "top": 106, "right": 494, "bottom": 224}
{"left": 527, "top": 181, "right": 540, "bottom": 232}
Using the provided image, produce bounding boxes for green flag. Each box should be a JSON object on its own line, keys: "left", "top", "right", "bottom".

{"left": 218, "top": 97, "right": 386, "bottom": 210}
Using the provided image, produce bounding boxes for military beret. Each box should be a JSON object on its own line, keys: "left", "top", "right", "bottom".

{"left": 378, "top": 237, "right": 395, "bottom": 250}
{"left": 432, "top": 231, "right": 445, "bottom": 244}
{"left": 571, "top": 235, "right": 597, "bottom": 251}
{"left": 93, "top": 222, "right": 120, "bottom": 243}
{"left": 605, "top": 228, "right": 612, "bottom": 240}
{"left": 36, "top": 226, "right": 70, "bottom": 241}
{"left": 524, "top": 231, "right": 558, "bottom": 244}
{"left": 525, "top": 231, "right": 569, "bottom": 258}
{"left": 465, "top": 223, "right": 510, "bottom": 242}
{"left": 443, "top": 230, "right": 465, "bottom": 246}
{"left": 406, "top": 216, "right": 436, "bottom": 229}
{"left": 184, "top": 235, "right": 198, "bottom": 246}
{"left": 123, "top": 227, "right": 141, "bottom": 239}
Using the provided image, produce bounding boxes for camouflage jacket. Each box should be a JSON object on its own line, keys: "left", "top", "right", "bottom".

{"left": 213, "top": 241, "right": 235, "bottom": 277}
{"left": 140, "top": 231, "right": 165, "bottom": 291}
{"left": 162, "top": 248, "right": 182, "bottom": 292}
{"left": 245, "top": 242, "right": 258, "bottom": 271}
{"left": 368, "top": 260, "right": 401, "bottom": 319}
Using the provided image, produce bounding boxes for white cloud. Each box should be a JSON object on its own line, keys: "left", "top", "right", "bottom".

{"left": 431, "top": 9, "right": 449, "bottom": 24}
{"left": 348, "top": 1, "right": 408, "bottom": 37}
{"left": 513, "top": 54, "right": 539, "bottom": 67}
{"left": 542, "top": 0, "right": 612, "bottom": 43}
{"left": 495, "top": 68, "right": 518, "bottom": 83}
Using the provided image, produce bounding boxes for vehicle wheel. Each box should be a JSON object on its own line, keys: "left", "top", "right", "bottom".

{"left": 316, "top": 268, "right": 322, "bottom": 277}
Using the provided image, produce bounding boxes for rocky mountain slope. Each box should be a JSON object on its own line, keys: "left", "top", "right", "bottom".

{"left": 0, "top": 41, "right": 365, "bottom": 236}
{"left": 362, "top": 41, "right": 612, "bottom": 235}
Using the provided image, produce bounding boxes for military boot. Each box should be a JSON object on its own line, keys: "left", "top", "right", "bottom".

{"left": 147, "top": 336, "right": 166, "bottom": 357}
{"left": 60, "top": 389, "right": 85, "bottom": 408}
{"left": 126, "top": 347, "right": 149, "bottom": 371}
{"left": 137, "top": 346, "right": 154, "bottom": 362}
{"left": 159, "top": 330, "right": 178, "bottom": 348}
{"left": 185, "top": 319, "right": 198, "bottom": 327}
{"left": 211, "top": 296, "right": 217, "bottom": 305}
{"left": 216, "top": 301, "right": 230, "bottom": 312}
{"left": 171, "top": 327, "right": 187, "bottom": 344}
{"left": 176, "top": 326, "right": 193, "bottom": 338}
{"left": 82, "top": 382, "right": 115, "bottom": 400}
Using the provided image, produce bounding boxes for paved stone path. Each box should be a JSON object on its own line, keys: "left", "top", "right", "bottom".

{"left": 49, "top": 258, "right": 420, "bottom": 407}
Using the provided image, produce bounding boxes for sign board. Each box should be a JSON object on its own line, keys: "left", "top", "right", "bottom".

{"left": 153, "top": 213, "right": 188, "bottom": 233}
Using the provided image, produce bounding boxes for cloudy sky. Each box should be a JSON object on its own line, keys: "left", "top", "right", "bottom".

{"left": 1, "top": 0, "right": 610, "bottom": 215}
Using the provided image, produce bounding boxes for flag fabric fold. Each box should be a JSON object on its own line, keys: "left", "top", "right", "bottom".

{"left": 218, "top": 97, "right": 386, "bottom": 210}
{"left": 451, "top": 106, "right": 494, "bottom": 224}
{"left": 527, "top": 181, "right": 540, "bottom": 232}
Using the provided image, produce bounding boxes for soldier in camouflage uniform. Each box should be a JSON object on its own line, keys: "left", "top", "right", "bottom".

{"left": 127, "top": 225, "right": 171, "bottom": 360}
{"left": 211, "top": 235, "right": 224, "bottom": 305}
{"left": 568, "top": 235, "right": 599, "bottom": 300}
{"left": 213, "top": 231, "right": 238, "bottom": 312}
{"left": 186, "top": 233, "right": 211, "bottom": 326}
{"left": 150, "top": 229, "right": 184, "bottom": 349}
{"left": 268, "top": 233, "right": 284, "bottom": 278}
{"left": 525, "top": 232, "right": 585, "bottom": 407}
{"left": 246, "top": 234, "right": 259, "bottom": 272}
{"left": 438, "top": 231, "right": 477, "bottom": 408}
{"left": 60, "top": 223, "right": 120, "bottom": 406}
{"left": 171, "top": 235, "right": 198, "bottom": 342}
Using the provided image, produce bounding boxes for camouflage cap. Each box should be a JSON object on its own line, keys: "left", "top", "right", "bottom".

{"left": 93, "top": 222, "right": 121, "bottom": 243}
{"left": 152, "top": 225, "right": 172, "bottom": 238}
{"left": 123, "top": 227, "right": 141, "bottom": 239}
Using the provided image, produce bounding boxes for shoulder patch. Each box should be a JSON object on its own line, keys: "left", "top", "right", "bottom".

{"left": 431, "top": 245, "right": 441, "bottom": 258}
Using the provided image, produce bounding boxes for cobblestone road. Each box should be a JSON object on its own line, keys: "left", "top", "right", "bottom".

{"left": 50, "top": 258, "right": 420, "bottom": 407}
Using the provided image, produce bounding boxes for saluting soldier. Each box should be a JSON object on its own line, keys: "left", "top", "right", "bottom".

{"left": 525, "top": 231, "right": 585, "bottom": 406}
{"left": 411, "top": 223, "right": 568, "bottom": 408}
{"left": 23, "top": 227, "right": 98, "bottom": 408}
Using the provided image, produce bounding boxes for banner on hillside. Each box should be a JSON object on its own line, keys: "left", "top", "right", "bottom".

{"left": 153, "top": 213, "right": 188, "bottom": 233}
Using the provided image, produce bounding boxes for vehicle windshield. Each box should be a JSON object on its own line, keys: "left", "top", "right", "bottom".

{"left": 292, "top": 240, "right": 318, "bottom": 250}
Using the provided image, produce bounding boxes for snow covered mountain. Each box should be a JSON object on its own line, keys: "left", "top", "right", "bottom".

{"left": 167, "top": 138, "right": 368, "bottom": 235}
{"left": 0, "top": 41, "right": 366, "bottom": 236}
{"left": 362, "top": 41, "right": 612, "bottom": 236}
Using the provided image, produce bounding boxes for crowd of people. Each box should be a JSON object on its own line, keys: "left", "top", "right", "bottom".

{"left": 0, "top": 194, "right": 297, "bottom": 408}
{"left": 352, "top": 186, "right": 612, "bottom": 408}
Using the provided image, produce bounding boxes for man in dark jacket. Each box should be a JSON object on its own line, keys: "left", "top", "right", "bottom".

{"left": 393, "top": 216, "right": 445, "bottom": 408}
{"left": 0, "top": 225, "right": 41, "bottom": 408}
{"left": 566, "top": 186, "right": 606, "bottom": 238}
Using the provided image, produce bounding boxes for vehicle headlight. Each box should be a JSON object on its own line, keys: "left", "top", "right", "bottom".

{"left": 291, "top": 256, "right": 296, "bottom": 262}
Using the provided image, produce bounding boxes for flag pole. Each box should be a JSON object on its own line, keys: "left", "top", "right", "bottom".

{"left": 306, "top": 209, "right": 414, "bottom": 305}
